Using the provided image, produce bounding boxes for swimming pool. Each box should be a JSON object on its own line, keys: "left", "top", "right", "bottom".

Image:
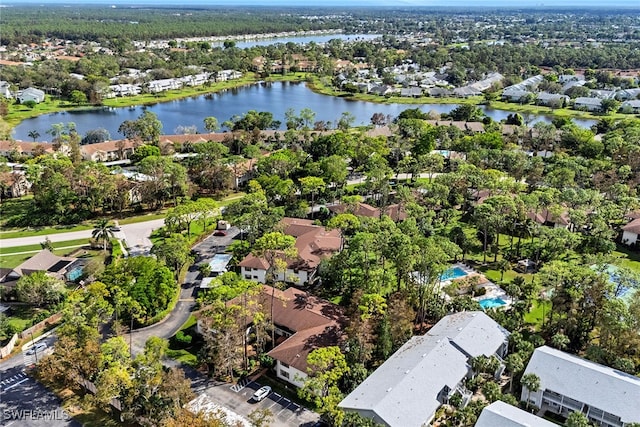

{"left": 440, "top": 266, "right": 469, "bottom": 281}
{"left": 479, "top": 297, "right": 507, "bottom": 310}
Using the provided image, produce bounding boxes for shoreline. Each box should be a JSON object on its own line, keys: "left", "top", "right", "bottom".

{"left": 6, "top": 72, "right": 638, "bottom": 133}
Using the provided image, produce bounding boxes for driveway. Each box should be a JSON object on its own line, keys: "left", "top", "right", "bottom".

{"left": 128, "top": 226, "right": 240, "bottom": 354}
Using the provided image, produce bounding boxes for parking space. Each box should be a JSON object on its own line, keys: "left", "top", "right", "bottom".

{"left": 197, "top": 376, "right": 319, "bottom": 427}
{"left": 0, "top": 366, "right": 80, "bottom": 427}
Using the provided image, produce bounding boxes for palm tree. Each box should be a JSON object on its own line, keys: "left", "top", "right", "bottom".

{"left": 28, "top": 130, "right": 40, "bottom": 142}
{"left": 521, "top": 373, "right": 541, "bottom": 410}
{"left": 92, "top": 218, "right": 116, "bottom": 252}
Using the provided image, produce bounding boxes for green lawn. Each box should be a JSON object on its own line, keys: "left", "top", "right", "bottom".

{"left": 524, "top": 299, "right": 552, "bottom": 330}
{"left": 611, "top": 246, "right": 640, "bottom": 274}
{"left": 165, "top": 348, "right": 199, "bottom": 367}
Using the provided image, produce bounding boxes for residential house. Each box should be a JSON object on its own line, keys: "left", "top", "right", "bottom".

{"left": 502, "top": 88, "right": 532, "bottom": 103}
{"left": 339, "top": 311, "right": 509, "bottom": 427}
{"left": 453, "top": 86, "right": 482, "bottom": 98}
{"left": 475, "top": 401, "right": 557, "bottom": 427}
{"left": 574, "top": 97, "right": 602, "bottom": 112}
{"left": 0, "top": 171, "right": 31, "bottom": 198}
{"left": 620, "top": 100, "right": 640, "bottom": 114}
{"left": 80, "top": 139, "right": 137, "bottom": 162}
{"left": 16, "top": 87, "right": 45, "bottom": 104}
{"left": 147, "top": 78, "right": 181, "bottom": 93}
{"left": 400, "top": 87, "right": 423, "bottom": 97}
{"left": 0, "top": 141, "right": 55, "bottom": 158}
{"left": 107, "top": 84, "right": 142, "bottom": 98}
{"left": 527, "top": 208, "right": 572, "bottom": 229}
{"left": 621, "top": 217, "right": 640, "bottom": 246}
{"left": 536, "top": 92, "right": 569, "bottom": 108}
{"left": 521, "top": 346, "right": 640, "bottom": 427}
{"left": 238, "top": 218, "right": 341, "bottom": 286}
{"left": 590, "top": 89, "right": 617, "bottom": 99}
{"left": 5, "top": 249, "right": 83, "bottom": 282}
{"left": 196, "top": 285, "right": 346, "bottom": 388}
{"left": 428, "top": 87, "right": 452, "bottom": 97}
{"left": 616, "top": 88, "right": 640, "bottom": 101}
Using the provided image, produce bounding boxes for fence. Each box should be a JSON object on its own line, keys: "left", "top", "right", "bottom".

{"left": 19, "top": 312, "right": 63, "bottom": 339}
{"left": 0, "top": 333, "right": 19, "bottom": 359}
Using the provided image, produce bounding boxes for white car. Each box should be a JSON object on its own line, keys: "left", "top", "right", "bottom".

{"left": 25, "top": 343, "right": 47, "bottom": 355}
{"left": 252, "top": 386, "right": 271, "bottom": 402}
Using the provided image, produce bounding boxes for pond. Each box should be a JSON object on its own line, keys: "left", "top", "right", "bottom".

{"left": 11, "top": 81, "right": 597, "bottom": 141}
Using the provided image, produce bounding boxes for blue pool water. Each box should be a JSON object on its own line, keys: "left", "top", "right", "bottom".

{"left": 440, "top": 266, "right": 468, "bottom": 281}
{"left": 479, "top": 297, "right": 507, "bottom": 310}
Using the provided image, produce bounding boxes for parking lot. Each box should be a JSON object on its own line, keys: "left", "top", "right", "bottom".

{"left": 0, "top": 366, "right": 80, "bottom": 427}
{"left": 197, "top": 376, "right": 319, "bottom": 427}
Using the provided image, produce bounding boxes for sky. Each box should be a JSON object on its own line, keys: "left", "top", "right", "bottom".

{"left": 4, "top": 0, "right": 639, "bottom": 7}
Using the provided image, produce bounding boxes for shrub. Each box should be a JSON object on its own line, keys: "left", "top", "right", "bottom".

{"left": 175, "top": 330, "right": 192, "bottom": 345}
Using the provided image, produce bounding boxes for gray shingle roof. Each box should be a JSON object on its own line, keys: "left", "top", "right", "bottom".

{"left": 523, "top": 346, "right": 640, "bottom": 424}
{"left": 476, "top": 401, "right": 557, "bottom": 427}
{"left": 339, "top": 311, "right": 509, "bottom": 427}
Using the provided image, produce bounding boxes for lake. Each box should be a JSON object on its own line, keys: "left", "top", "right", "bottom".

{"left": 11, "top": 82, "right": 597, "bottom": 141}
{"left": 213, "top": 33, "right": 382, "bottom": 49}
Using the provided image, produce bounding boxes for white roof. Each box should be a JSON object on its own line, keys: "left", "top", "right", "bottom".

{"left": 339, "top": 311, "right": 509, "bottom": 427}
{"left": 524, "top": 346, "right": 640, "bottom": 424}
{"left": 475, "top": 401, "right": 557, "bottom": 427}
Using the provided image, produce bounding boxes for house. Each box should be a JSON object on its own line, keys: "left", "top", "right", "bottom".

{"left": 328, "top": 202, "right": 380, "bottom": 219}
{"left": 196, "top": 285, "right": 346, "bottom": 388}
{"left": 428, "top": 87, "right": 452, "bottom": 97}
{"left": 5, "top": 249, "right": 82, "bottom": 282}
{"left": 16, "top": 87, "right": 45, "bottom": 104}
{"left": 620, "top": 100, "right": 640, "bottom": 114}
{"left": 574, "top": 97, "right": 602, "bottom": 112}
{"left": 475, "top": 401, "right": 557, "bottom": 427}
{"left": 502, "top": 88, "right": 531, "bottom": 103}
{"left": 521, "top": 346, "right": 640, "bottom": 427}
{"left": 536, "top": 92, "right": 569, "bottom": 108}
{"left": 0, "top": 171, "right": 31, "bottom": 198}
{"left": 0, "top": 141, "right": 55, "bottom": 158}
{"left": 527, "top": 208, "right": 571, "bottom": 229}
{"left": 616, "top": 88, "right": 640, "bottom": 101}
{"left": 80, "top": 139, "right": 137, "bottom": 162}
{"left": 621, "top": 217, "right": 640, "bottom": 246}
{"left": 339, "top": 311, "right": 509, "bottom": 427}
{"left": 400, "top": 87, "right": 423, "bottom": 97}
{"left": 238, "top": 218, "right": 341, "bottom": 286}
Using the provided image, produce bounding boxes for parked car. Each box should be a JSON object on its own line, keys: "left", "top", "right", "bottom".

{"left": 213, "top": 230, "right": 227, "bottom": 236}
{"left": 25, "top": 343, "right": 47, "bottom": 355}
{"left": 111, "top": 226, "right": 121, "bottom": 232}
{"left": 252, "top": 386, "right": 271, "bottom": 402}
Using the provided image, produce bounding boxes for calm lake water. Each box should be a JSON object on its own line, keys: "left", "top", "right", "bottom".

{"left": 11, "top": 82, "right": 596, "bottom": 141}
{"left": 214, "top": 33, "right": 381, "bottom": 49}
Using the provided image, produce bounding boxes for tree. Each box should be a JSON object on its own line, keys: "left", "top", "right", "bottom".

{"left": 248, "top": 408, "right": 273, "bottom": 427}
{"left": 600, "top": 98, "right": 620, "bottom": 115}
{"left": 130, "top": 144, "right": 161, "bottom": 164}
{"left": 203, "top": 116, "right": 219, "bottom": 133}
{"left": 92, "top": 218, "right": 116, "bottom": 251}
{"left": 15, "top": 271, "right": 65, "bottom": 306}
{"left": 299, "top": 346, "right": 350, "bottom": 426}
{"left": 521, "top": 373, "right": 540, "bottom": 410}
{"left": 151, "top": 233, "right": 193, "bottom": 276}
{"left": 299, "top": 176, "right": 325, "bottom": 219}
{"left": 28, "top": 130, "right": 40, "bottom": 142}
{"left": 565, "top": 411, "right": 591, "bottom": 427}
{"left": 69, "top": 90, "right": 88, "bottom": 105}
{"left": 118, "top": 111, "right": 163, "bottom": 144}
{"left": 504, "top": 353, "right": 524, "bottom": 393}
{"left": 252, "top": 232, "right": 297, "bottom": 344}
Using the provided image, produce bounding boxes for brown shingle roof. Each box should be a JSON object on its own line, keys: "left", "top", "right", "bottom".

{"left": 12, "top": 249, "right": 75, "bottom": 277}
{"left": 231, "top": 285, "right": 346, "bottom": 372}
{"left": 328, "top": 202, "right": 380, "bottom": 218}
{"left": 623, "top": 218, "right": 640, "bottom": 235}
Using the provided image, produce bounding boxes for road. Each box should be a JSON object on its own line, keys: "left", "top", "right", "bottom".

{"left": 0, "top": 219, "right": 165, "bottom": 254}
